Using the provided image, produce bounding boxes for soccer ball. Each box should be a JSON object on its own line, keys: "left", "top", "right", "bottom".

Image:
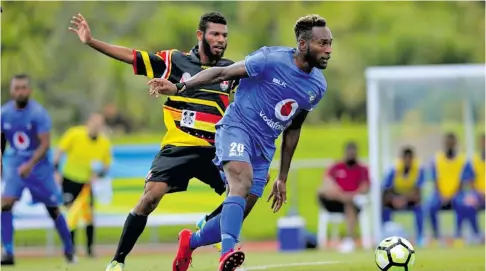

{"left": 375, "top": 236, "right": 415, "bottom": 271}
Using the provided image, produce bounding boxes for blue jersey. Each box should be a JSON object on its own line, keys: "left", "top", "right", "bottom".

{"left": 1, "top": 100, "right": 52, "bottom": 167}
{"left": 218, "top": 46, "right": 327, "bottom": 160}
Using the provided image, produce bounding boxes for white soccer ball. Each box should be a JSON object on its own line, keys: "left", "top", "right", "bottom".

{"left": 375, "top": 236, "right": 415, "bottom": 271}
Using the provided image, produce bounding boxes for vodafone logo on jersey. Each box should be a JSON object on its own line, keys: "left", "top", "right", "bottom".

{"left": 274, "top": 99, "right": 298, "bottom": 121}
{"left": 259, "top": 99, "right": 299, "bottom": 131}
{"left": 13, "top": 132, "right": 30, "bottom": 150}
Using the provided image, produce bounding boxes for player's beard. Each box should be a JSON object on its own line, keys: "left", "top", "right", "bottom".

{"left": 202, "top": 35, "right": 224, "bottom": 63}
{"left": 15, "top": 98, "right": 29, "bottom": 108}
{"left": 305, "top": 46, "right": 325, "bottom": 69}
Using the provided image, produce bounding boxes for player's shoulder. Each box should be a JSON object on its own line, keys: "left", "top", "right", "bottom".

{"left": 1, "top": 100, "right": 15, "bottom": 115}
{"left": 261, "top": 46, "right": 293, "bottom": 54}
{"left": 66, "top": 125, "right": 86, "bottom": 135}
{"left": 216, "top": 57, "right": 235, "bottom": 67}
{"left": 28, "top": 100, "right": 49, "bottom": 115}
{"left": 331, "top": 161, "right": 346, "bottom": 170}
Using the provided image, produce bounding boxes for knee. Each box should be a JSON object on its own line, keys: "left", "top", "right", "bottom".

{"left": 224, "top": 162, "right": 252, "bottom": 196}
{"left": 1, "top": 198, "right": 15, "bottom": 212}
{"left": 46, "top": 206, "right": 60, "bottom": 219}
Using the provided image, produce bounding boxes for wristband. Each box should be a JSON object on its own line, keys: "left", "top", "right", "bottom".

{"left": 175, "top": 82, "right": 186, "bottom": 94}
{"left": 54, "top": 163, "right": 59, "bottom": 170}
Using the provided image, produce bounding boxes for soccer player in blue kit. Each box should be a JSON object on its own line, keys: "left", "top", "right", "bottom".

{"left": 1, "top": 74, "right": 75, "bottom": 265}
{"left": 148, "top": 14, "right": 331, "bottom": 271}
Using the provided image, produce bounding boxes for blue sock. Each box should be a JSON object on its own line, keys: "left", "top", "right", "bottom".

{"left": 220, "top": 196, "right": 246, "bottom": 255}
{"left": 412, "top": 205, "right": 424, "bottom": 239}
{"left": 54, "top": 215, "right": 74, "bottom": 254}
{"left": 464, "top": 206, "right": 480, "bottom": 236}
{"left": 1, "top": 211, "right": 14, "bottom": 256}
{"left": 190, "top": 214, "right": 222, "bottom": 249}
{"left": 428, "top": 197, "right": 441, "bottom": 239}
{"left": 453, "top": 205, "right": 465, "bottom": 238}
{"left": 382, "top": 208, "right": 392, "bottom": 223}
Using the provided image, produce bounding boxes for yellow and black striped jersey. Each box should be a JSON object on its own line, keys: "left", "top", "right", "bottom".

{"left": 132, "top": 46, "right": 238, "bottom": 147}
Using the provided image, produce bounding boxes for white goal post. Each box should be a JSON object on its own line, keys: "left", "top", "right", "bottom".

{"left": 366, "top": 64, "right": 485, "bottom": 245}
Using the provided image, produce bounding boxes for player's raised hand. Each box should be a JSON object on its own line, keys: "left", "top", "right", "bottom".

{"left": 267, "top": 178, "right": 287, "bottom": 213}
{"left": 147, "top": 78, "right": 178, "bottom": 96}
{"left": 68, "top": 13, "right": 92, "bottom": 44}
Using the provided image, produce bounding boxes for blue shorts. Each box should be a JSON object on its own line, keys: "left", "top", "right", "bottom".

{"left": 213, "top": 125, "right": 271, "bottom": 198}
{"left": 2, "top": 163, "right": 62, "bottom": 207}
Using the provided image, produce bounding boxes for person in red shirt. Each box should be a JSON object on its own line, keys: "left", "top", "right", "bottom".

{"left": 317, "top": 142, "right": 370, "bottom": 252}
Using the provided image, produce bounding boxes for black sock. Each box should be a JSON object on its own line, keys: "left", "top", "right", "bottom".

{"left": 206, "top": 203, "right": 224, "bottom": 221}
{"left": 86, "top": 224, "right": 94, "bottom": 255}
{"left": 70, "top": 230, "right": 76, "bottom": 253}
{"left": 112, "top": 212, "right": 147, "bottom": 263}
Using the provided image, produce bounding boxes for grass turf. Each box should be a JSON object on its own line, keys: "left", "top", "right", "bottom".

{"left": 2, "top": 246, "right": 484, "bottom": 271}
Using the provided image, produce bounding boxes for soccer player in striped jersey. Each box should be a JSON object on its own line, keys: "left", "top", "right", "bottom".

{"left": 69, "top": 11, "right": 265, "bottom": 271}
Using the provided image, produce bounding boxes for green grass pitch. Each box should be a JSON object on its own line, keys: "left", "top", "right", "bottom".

{"left": 2, "top": 246, "right": 484, "bottom": 271}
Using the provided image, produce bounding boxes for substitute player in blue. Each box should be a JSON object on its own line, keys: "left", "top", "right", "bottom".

{"left": 148, "top": 14, "right": 331, "bottom": 271}
{"left": 1, "top": 74, "right": 74, "bottom": 265}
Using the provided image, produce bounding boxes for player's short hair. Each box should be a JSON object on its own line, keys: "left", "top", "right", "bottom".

{"left": 198, "top": 12, "right": 227, "bottom": 32}
{"left": 345, "top": 141, "right": 357, "bottom": 150}
{"left": 294, "top": 14, "right": 327, "bottom": 41}
{"left": 402, "top": 146, "right": 414, "bottom": 157}
{"left": 10, "top": 74, "right": 30, "bottom": 85}
{"left": 445, "top": 132, "right": 457, "bottom": 140}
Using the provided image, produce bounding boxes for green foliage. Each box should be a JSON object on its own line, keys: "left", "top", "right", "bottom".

{"left": 2, "top": 2, "right": 484, "bottom": 132}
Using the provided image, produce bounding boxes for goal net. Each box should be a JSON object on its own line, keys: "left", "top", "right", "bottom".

{"left": 366, "top": 64, "right": 485, "bottom": 244}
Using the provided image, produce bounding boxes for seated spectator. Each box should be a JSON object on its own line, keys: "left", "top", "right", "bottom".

{"left": 102, "top": 104, "right": 132, "bottom": 134}
{"left": 317, "top": 142, "right": 370, "bottom": 253}
{"left": 428, "top": 132, "right": 478, "bottom": 247}
{"left": 382, "top": 147, "right": 425, "bottom": 247}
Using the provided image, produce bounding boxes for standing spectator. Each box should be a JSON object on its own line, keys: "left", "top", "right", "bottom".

{"left": 317, "top": 142, "right": 370, "bottom": 253}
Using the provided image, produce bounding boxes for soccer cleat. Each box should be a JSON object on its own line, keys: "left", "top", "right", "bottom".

{"left": 173, "top": 229, "right": 194, "bottom": 271}
{"left": 106, "top": 260, "right": 125, "bottom": 271}
{"left": 1, "top": 254, "right": 15, "bottom": 266}
{"left": 415, "top": 236, "right": 425, "bottom": 248}
{"left": 219, "top": 249, "right": 245, "bottom": 271}
{"left": 64, "top": 252, "right": 77, "bottom": 264}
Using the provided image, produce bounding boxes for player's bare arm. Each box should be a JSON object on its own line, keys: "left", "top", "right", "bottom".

{"left": 147, "top": 61, "right": 248, "bottom": 96}
{"left": 1, "top": 133, "right": 6, "bottom": 158}
{"left": 20, "top": 133, "right": 50, "bottom": 176}
{"left": 69, "top": 13, "right": 134, "bottom": 64}
{"left": 268, "top": 110, "right": 309, "bottom": 212}
{"left": 1, "top": 132, "right": 6, "bottom": 176}
{"left": 279, "top": 110, "right": 308, "bottom": 180}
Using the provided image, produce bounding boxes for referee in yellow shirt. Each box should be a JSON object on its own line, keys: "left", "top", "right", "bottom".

{"left": 53, "top": 113, "right": 112, "bottom": 257}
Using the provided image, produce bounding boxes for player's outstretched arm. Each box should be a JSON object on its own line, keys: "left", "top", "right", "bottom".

{"left": 147, "top": 61, "right": 248, "bottom": 96}
{"left": 185, "top": 60, "right": 249, "bottom": 89}
{"left": 69, "top": 13, "right": 134, "bottom": 64}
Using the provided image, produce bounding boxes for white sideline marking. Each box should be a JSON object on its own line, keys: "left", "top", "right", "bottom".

{"left": 238, "top": 261, "right": 341, "bottom": 271}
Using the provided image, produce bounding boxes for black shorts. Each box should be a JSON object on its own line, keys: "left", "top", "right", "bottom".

{"left": 62, "top": 177, "right": 93, "bottom": 207}
{"left": 318, "top": 195, "right": 360, "bottom": 213}
{"left": 146, "top": 145, "right": 226, "bottom": 195}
